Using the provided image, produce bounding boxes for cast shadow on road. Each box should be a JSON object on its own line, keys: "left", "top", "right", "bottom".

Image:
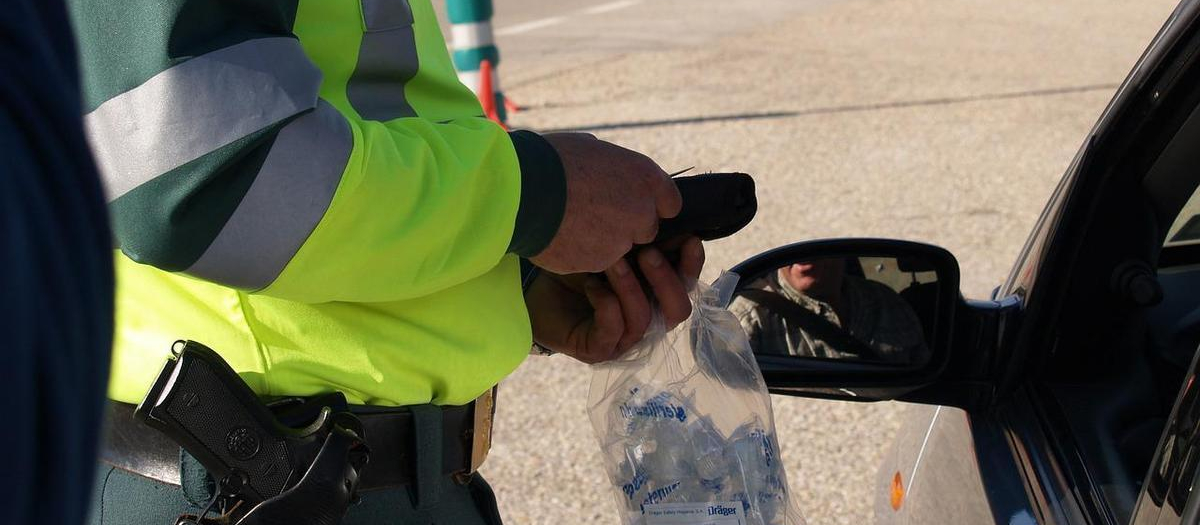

{"left": 537, "top": 83, "right": 1118, "bottom": 133}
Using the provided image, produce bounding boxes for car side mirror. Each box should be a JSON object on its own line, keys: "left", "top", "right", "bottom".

{"left": 729, "top": 238, "right": 961, "bottom": 402}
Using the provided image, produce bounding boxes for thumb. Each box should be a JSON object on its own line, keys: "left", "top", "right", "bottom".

{"left": 652, "top": 172, "right": 683, "bottom": 219}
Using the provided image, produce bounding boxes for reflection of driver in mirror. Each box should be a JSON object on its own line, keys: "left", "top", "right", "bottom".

{"left": 729, "top": 259, "right": 929, "bottom": 364}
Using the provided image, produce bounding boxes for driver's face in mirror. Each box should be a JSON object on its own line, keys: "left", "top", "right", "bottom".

{"left": 729, "top": 257, "right": 931, "bottom": 365}
{"left": 779, "top": 259, "right": 847, "bottom": 306}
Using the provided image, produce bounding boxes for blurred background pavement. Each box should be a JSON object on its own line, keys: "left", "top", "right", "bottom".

{"left": 435, "top": 0, "right": 1181, "bottom": 522}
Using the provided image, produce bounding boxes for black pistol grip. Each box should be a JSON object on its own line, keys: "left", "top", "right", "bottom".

{"left": 135, "top": 341, "right": 309, "bottom": 504}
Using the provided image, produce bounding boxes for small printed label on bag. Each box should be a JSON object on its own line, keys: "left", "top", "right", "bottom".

{"left": 643, "top": 502, "right": 746, "bottom": 524}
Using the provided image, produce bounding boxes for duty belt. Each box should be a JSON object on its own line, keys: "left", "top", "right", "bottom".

{"left": 102, "top": 389, "right": 496, "bottom": 491}
{"left": 101, "top": 340, "right": 497, "bottom": 524}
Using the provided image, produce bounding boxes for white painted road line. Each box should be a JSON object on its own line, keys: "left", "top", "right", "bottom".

{"left": 496, "top": 16, "right": 567, "bottom": 36}
{"left": 496, "top": 0, "right": 642, "bottom": 36}
{"left": 582, "top": 0, "right": 642, "bottom": 16}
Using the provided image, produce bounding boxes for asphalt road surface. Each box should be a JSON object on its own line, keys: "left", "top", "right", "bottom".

{"left": 436, "top": 0, "right": 1182, "bottom": 523}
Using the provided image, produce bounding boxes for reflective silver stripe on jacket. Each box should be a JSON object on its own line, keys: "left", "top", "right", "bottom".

{"left": 185, "top": 101, "right": 352, "bottom": 290}
{"left": 347, "top": 0, "right": 420, "bottom": 121}
{"left": 86, "top": 37, "right": 323, "bottom": 202}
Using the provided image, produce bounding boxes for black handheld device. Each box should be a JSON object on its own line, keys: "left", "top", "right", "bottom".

{"left": 655, "top": 172, "right": 757, "bottom": 243}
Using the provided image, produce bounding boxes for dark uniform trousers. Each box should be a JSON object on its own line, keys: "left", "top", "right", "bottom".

{"left": 88, "top": 405, "right": 505, "bottom": 525}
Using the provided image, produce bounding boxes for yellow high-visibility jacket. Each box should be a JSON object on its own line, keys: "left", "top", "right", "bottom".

{"left": 67, "top": 0, "right": 565, "bottom": 406}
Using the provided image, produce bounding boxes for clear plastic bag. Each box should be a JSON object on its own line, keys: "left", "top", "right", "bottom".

{"left": 588, "top": 272, "right": 806, "bottom": 525}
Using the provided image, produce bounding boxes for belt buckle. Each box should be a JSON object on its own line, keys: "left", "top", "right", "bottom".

{"left": 469, "top": 387, "right": 497, "bottom": 472}
{"left": 458, "top": 387, "right": 496, "bottom": 482}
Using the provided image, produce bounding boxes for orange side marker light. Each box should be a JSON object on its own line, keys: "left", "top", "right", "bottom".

{"left": 890, "top": 471, "right": 905, "bottom": 511}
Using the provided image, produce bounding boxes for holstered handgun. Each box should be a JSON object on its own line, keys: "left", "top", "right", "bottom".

{"left": 135, "top": 340, "right": 369, "bottom": 524}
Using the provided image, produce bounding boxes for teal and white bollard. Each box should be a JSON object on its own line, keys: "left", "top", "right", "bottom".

{"left": 447, "top": 0, "right": 507, "bottom": 123}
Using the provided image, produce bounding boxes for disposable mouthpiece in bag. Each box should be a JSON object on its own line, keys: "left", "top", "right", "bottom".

{"left": 589, "top": 272, "right": 806, "bottom": 525}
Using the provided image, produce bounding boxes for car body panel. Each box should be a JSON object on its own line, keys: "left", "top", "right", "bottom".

{"left": 873, "top": 405, "right": 995, "bottom": 525}
{"left": 874, "top": 393, "right": 1099, "bottom": 525}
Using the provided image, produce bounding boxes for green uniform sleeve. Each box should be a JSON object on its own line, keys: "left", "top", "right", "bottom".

{"left": 70, "top": 0, "right": 565, "bottom": 303}
{"left": 264, "top": 114, "right": 565, "bottom": 303}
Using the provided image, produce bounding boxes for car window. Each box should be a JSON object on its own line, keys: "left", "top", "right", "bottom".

{"left": 1166, "top": 189, "right": 1200, "bottom": 246}
{"left": 856, "top": 256, "right": 939, "bottom": 293}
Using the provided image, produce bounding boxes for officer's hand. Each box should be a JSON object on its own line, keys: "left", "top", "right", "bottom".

{"left": 526, "top": 236, "right": 705, "bottom": 364}
{"left": 530, "top": 133, "right": 683, "bottom": 274}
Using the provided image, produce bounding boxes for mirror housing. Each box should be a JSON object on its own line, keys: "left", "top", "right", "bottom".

{"left": 730, "top": 238, "right": 962, "bottom": 403}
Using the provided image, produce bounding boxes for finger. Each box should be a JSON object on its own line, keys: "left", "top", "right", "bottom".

{"left": 653, "top": 234, "right": 690, "bottom": 252}
{"left": 604, "top": 258, "right": 653, "bottom": 351}
{"left": 650, "top": 171, "right": 683, "bottom": 219}
{"left": 677, "top": 236, "right": 706, "bottom": 284}
{"left": 638, "top": 247, "right": 692, "bottom": 328}
{"left": 632, "top": 217, "right": 659, "bottom": 245}
{"left": 583, "top": 279, "right": 625, "bottom": 363}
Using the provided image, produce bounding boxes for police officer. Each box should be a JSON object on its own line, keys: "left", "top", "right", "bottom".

{"left": 68, "top": 0, "right": 703, "bottom": 523}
